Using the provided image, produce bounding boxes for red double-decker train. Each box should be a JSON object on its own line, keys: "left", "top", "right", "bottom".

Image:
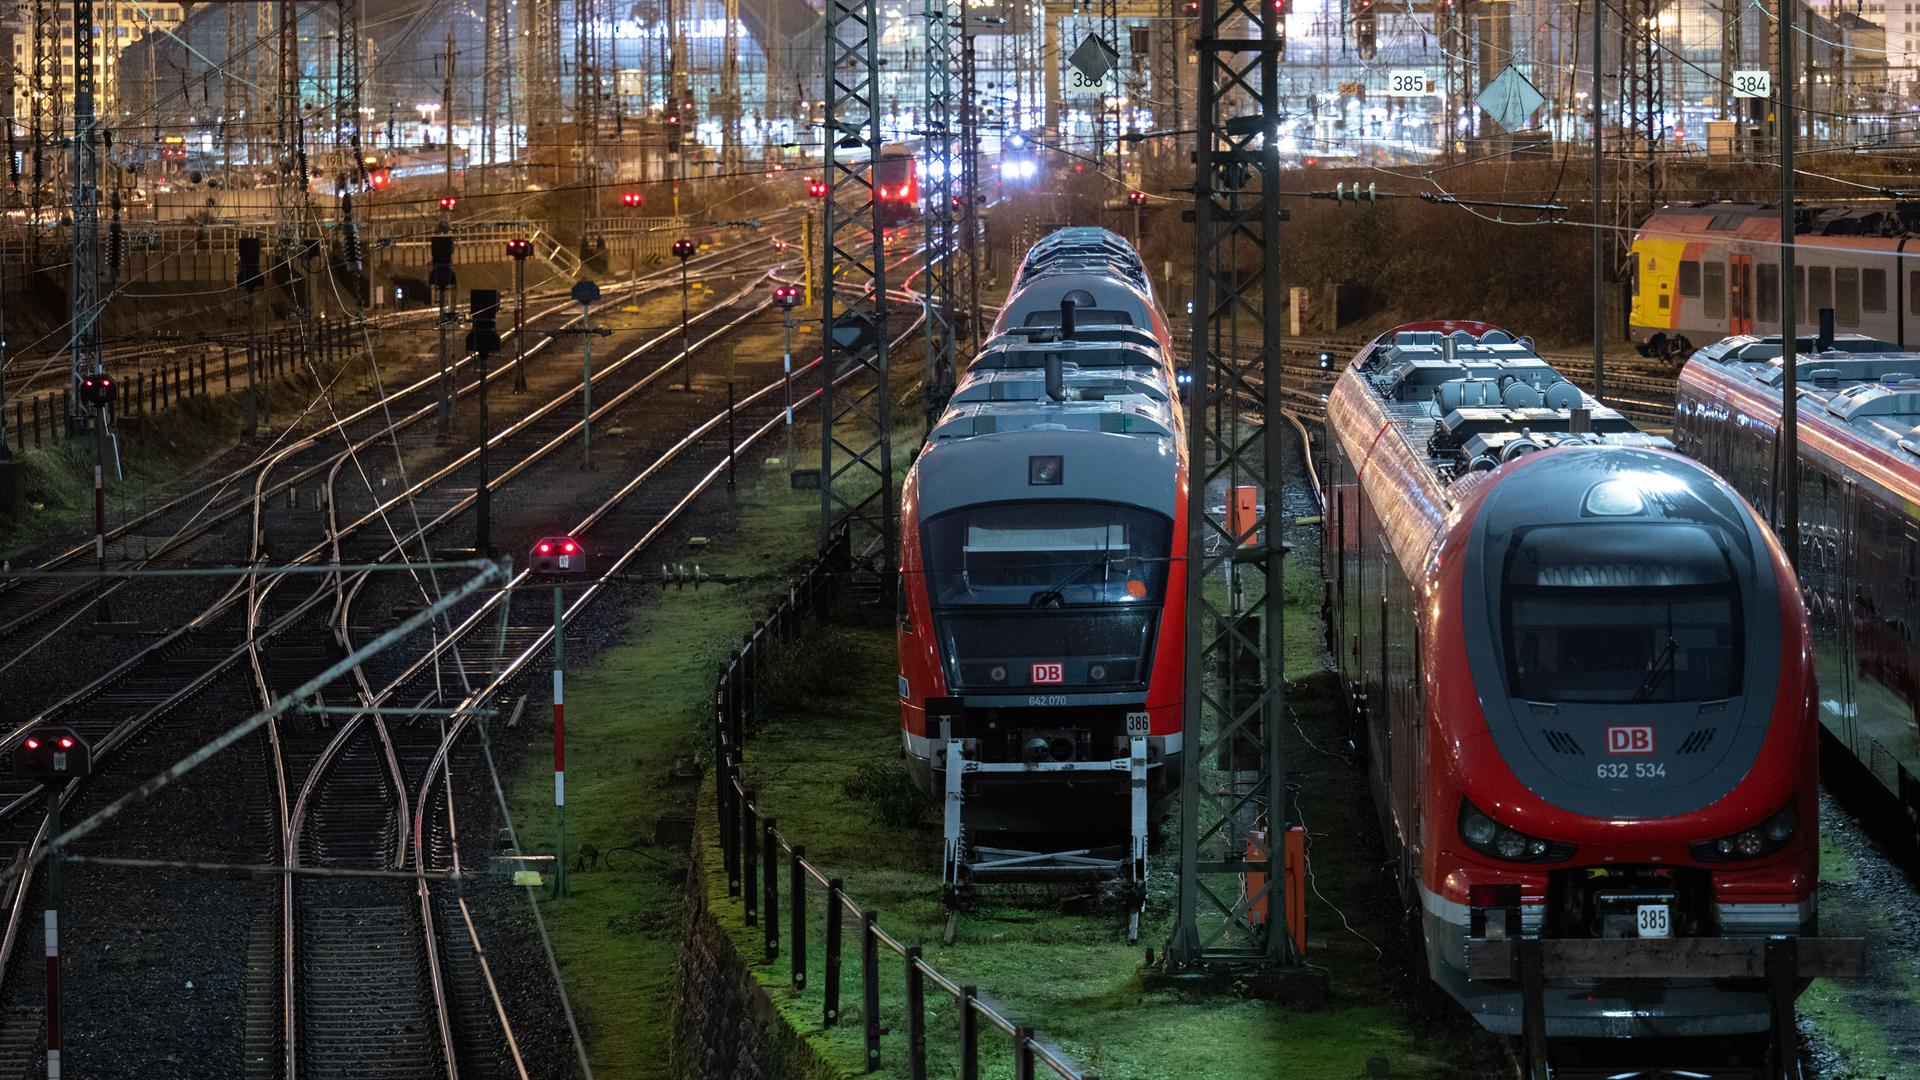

{"left": 1326, "top": 322, "right": 1819, "bottom": 1041}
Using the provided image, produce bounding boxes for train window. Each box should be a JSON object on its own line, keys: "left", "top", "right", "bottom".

{"left": 1810, "top": 265, "right": 1834, "bottom": 319}
{"left": 1863, "top": 268, "right": 1888, "bottom": 314}
{"left": 1703, "top": 261, "right": 1726, "bottom": 319}
{"left": 1501, "top": 524, "right": 1742, "bottom": 704}
{"left": 1678, "top": 261, "right": 1701, "bottom": 298}
{"left": 1758, "top": 263, "right": 1780, "bottom": 322}
{"left": 923, "top": 502, "right": 1172, "bottom": 608}
{"left": 1910, "top": 271, "right": 1920, "bottom": 315}
{"left": 1836, "top": 267, "right": 1861, "bottom": 327}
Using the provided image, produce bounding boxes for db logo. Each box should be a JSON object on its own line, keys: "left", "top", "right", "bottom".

{"left": 1606, "top": 726, "right": 1655, "bottom": 755}
{"left": 1030, "top": 662, "right": 1065, "bottom": 685}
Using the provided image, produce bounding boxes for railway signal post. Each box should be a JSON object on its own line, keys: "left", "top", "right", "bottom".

{"left": 564, "top": 280, "right": 611, "bottom": 470}
{"left": 78, "top": 371, "right": 115, "bottom": 625}
{"left": 506, "top": 238, "right": 533, "bottom": 392}
{"left": 432, "top": 235, "right": 457, "bottom": 435}
{"left": 238, "top": 237, "right": 263, "bottom": 437}
{"left": 673, "top": 238, "right": 697, "bottom": 391}
{"left": 468, "top": 291, "right": 502, "bottom": 553}
{"left": 773, "top": 284, "right": 802, "bottom": 469}
{"left": 18, "top": 728, "right": 92, "bottom": 1080}
{"left": 532, "top": 538, "right": 587, "bottom": 897}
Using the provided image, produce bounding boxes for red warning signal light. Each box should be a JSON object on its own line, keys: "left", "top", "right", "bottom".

{"left": 439, "top": 195, "right": 458, "bottom": 210}
{"left": 368, "top": 169, "right": 391, "bottom": 190}
{"left": 22, "top": 739, "right": 38, "bottom": 751}
{"left": 806, "top": 178, "right": 828, "bottom": 197}
{"left": 1128, "top": 190, "right": 1147, "bottom": 205}
{"left": 506, "top": 238, "right": 533, "bottom": 258}
{"left": 672, "top": 239, "right": 696, "bottom": 259}
{"left": 621, "top": 191, "right": 644, "bottom": 208}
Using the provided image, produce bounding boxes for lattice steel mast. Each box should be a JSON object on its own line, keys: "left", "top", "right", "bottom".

{"left": 68, "top": 0, "right": 102, "bottom": 430}
{"left": 922, "top": 0, "right": 960, "bottom": 428}
{"left": 820, "top": 0, "right": 895, "bottom": 583}
{"left": 1166, "top": 0, "right": 1297, "bottom": 971}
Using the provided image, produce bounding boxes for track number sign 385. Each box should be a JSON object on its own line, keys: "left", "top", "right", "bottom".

{"left": 1385, "top": 70, "right": 1429, "bottom": 97}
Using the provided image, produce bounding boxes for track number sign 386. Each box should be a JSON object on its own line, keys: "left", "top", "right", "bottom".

{"left": 1732, "top": 70, "right": 1771, "bottom": 98}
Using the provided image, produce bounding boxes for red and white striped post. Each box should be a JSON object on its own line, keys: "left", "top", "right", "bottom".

{"left": 552, "top": 585, "right": 569, "bottom": 898}
{"left": 44, "top": 783, "right": 60, "bottom": 1080}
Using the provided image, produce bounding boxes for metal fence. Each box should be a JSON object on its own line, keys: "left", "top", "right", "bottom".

{"left": 710, "top": 531, "right": 1097, "bottom": 1080}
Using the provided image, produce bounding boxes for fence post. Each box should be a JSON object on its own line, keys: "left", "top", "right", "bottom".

{"left": 862, "top": 910, "right": 881, "bottom": 1071}
{"left": 13, "top": 398, "right": 21, "bottom": 449}
{"left": 762, "top": 817, "right": 779, "bottom": 963}
{"left": 131, "top": 374, "right": 142, "bottom": 418}
{"left": 31, "top": 396, "right": 40, "bottom": 447}
{"left": 1015, "top": 1026, "right": 1036, "bottom": 1080}
{"left": 723, "top": 753, "right": 741, "bottom": 897}
{"left": 960, "top": 986, "right": 979, "bottom": 1080}
{"left": 150, "top": 369, "right": 158, "bottom": 415}
{"left": 61, "top": 390, "right": 70, "bottom": 436}
{"left": 825, "top": 879, "right": 844, "bottom": 1027}
{"left": 906, "top": 947, "right": 926, "bottom": 1080}
{"left": 742, "top": 791, "right": 759, "bottom": 927}
{"left": 790, "top": 846, "right": 807, "bottom": 991}
{"left": 224, "top": 346, "right": 232, "bottom": 392}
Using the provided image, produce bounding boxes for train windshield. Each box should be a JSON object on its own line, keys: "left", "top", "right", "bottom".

{"left": 1501, "top": 524, "right": 1743, "bottom": 704}
{"left": 922, "top": 502, "right": 1171, "bottom": 608}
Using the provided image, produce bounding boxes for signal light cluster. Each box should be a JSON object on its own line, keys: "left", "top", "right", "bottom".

{"left": 672, "top": 239, "right": 696, "bottom": 259}
{"left": 621, "top": 191, "right": 644, "bottom": 208}
{"left": 1127, "top": 190, "right": 1147, "bottom": 206}
{"left": 79, "top": 370, "right": 116, "bottom": 406}
{"left": 506, "top": 237, "right": 533, "bottom": 259}
{"left": 772, "top": 284, "right": 802, "bottom": 309}
{"left": 439, "top": 195, "right": 458, "bottom": 210}
{"left": 806, "top": 178, "right": 828, "bottom": 198}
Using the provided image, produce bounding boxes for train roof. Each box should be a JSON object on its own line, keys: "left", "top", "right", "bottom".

{"left": 929, "top": 360, "right": 1177, "bottom": 443}
{"left": 995, "top": 272, "right": 1159, "bottom": 337}
{"left": 1640, "top": 200, "right": 1920, "bottom": 240}
{"left": 1692, "top": 333, "right": 1896, "bottom": 364}
{"left": 970, "top": 335, "right": 1167, "bottom": 372}
{"left": 1688, "top": 338, "right": 1920, "bottom": 460}
{"left": 1012, "top": 228, "right": 1153, "bottom": 296}
{"left": 1348, "top": 327, "right": 1671, "bottom": 483}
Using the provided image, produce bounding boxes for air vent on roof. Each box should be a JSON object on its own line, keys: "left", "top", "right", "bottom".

{"left": 1542, "top": 730, "right": 1584, "bottom": 755}
{"left": 1678, "top": 728, "right": 1717, "bottom": 754}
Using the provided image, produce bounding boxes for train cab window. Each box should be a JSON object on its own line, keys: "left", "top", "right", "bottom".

{"left": 923, "top": 502, "right": 1172, "bottom": 607}
{"left": 1909, "top": 270, "right": 1920, "bottom": 315}
{"left": 1702, "top": 261, "right": 1726, "bottom": 319}
{"left": 1758, "top": 263, "right": 1780, "bottom": 322}
{"left": 1501, "top": 524, "right": 1742, "bottom": 704}
{"left": 1678, "top": 261, "right": 1701, "bottom": 298}
{"left": 1835, "top": 268, "right": 1861, "bottom": 327}
{"left": 1809, "top": 265, "right": 1833, "bottom": 320}
{"left": 1863, "top": 268, "right": 1888, "bottom": 314}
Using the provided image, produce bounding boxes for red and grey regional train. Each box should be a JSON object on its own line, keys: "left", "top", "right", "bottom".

{"left": 1327, "top": 323, "right": 1818, "bottom": 1037}
{"left": 898, "top": 228, "right": 1185, "bottom": 818}
{"left": 873, "top": 145, "right": 920, "bottom": 229}
{"left": 1676, "top": 339, "right": 1920, "bottom": 841}
{"left": 1629, "top": 201, "right": 1920, "bottom": 359}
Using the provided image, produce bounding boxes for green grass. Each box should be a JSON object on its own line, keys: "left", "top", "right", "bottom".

{"left": 697, "top": 512, "right": 1502, "bottom": 1078}
{"left": 504, "top": 468, "right": 822, "bottom": 1080}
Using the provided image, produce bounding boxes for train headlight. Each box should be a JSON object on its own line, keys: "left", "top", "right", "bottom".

{"left": 1691, "top": 803, "right": 1798, "bottom": 862}
{"left": 1458, "top": 800, "right": 1573, "bottom": 863}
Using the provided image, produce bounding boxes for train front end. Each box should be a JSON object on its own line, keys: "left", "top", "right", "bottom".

{"left": 1425, "top": 446, "right": 1818, "bottom": 1037}
{"left": 898, "top": 424, "right": 1186, "bottom": 810}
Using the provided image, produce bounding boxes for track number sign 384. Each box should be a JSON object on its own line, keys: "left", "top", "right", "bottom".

{"left": 1732, "top": 70, "right": 1771, "bottom": 98}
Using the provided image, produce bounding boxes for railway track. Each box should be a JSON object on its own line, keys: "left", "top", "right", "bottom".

{"left": 0, "top": 247, "right": 790, "bottom": 1076}
{"left": 0, "top": 236, "right": 777, "bottom": 660}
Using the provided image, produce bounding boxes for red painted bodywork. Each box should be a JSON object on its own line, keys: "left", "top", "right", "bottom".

{"left": 1328, "top": 322, "right": 1819, "bottom": 918}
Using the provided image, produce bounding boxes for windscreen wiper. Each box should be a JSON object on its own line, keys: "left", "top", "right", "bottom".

{"left": 1028, "top": 557, "right": 1110, "bottom": 609}
{"left": 1630, "top": 636, "right": 1679, "bottom": 704}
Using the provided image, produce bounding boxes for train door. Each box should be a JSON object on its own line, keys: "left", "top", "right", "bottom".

{"left": 1729, "top": 254, "right": 1755, "bottom": 335}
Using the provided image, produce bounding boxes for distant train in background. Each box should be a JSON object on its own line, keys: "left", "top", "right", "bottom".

{"left": 1629, "top": 202, "right": 1920, "bottom": 359}
{"left": 874, "top": 145, "right": 920, "bottom": 228}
